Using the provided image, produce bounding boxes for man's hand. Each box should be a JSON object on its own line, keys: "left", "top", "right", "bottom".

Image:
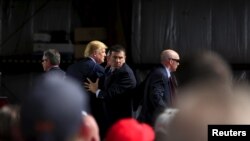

{"left": 84, "top": 78, "right": 99, "bottom": 94}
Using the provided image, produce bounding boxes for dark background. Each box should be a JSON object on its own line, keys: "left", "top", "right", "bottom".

{"left": 0, "top": 0, "right": 249, "bottom": 103}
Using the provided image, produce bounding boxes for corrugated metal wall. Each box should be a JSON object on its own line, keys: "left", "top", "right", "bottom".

{"left": 132, "top": 0, "right": 250, "bottom": 65}
{"left": 0, "top": 0, "right": 72, "bottom": 55}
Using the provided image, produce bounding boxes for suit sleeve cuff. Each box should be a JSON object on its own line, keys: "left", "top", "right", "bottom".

{"left": 96, "top": 89, "right": 104, "bottom": 99}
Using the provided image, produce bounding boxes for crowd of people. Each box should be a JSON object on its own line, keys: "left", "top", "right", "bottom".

{"left": 1, "top": 40, "right": 250, "bottom": 141}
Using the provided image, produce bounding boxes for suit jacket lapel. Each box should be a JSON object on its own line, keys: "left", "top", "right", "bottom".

{"left": 105, "top": 68, "right": 117, "bottom": 89}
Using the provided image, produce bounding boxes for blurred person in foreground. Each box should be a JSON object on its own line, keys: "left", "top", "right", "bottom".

{"left": 0, "top": 104, "right": 22, "bottom": 141}
{"left": 20, "top": 75, "right": 100, "bottom": 141}
{"left": 41, "top": 49, "right": 65, "bottom": 77}
{"left": 154, "top": 108, "right": 179, "bottom": 141}
{"left": 176, "top": 50, "right": 233, "bottom": 88}
{"left": 82, "top": 113, "right": 100, "bottom": 141}
{"left": 66, "top": 40, "right": 108, "bottom": 139}
{"left": 138, "top": 49, "right": 180, "bottom": 126}
{"left": 85, "top": 44, "right": 137, "bottom": 133}
{"left": 159, "top": 82, "right": 250, "bottom": 141}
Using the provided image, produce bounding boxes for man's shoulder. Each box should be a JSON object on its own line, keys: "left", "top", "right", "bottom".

{"left": 68, "top": 58, "right": 95, "bottom": 68}
{"left": 146, "top": 65, "right": 168, "bottom": 78}
{"left": 49, "top": 67, "right": 65, "bottom": 73}
{"left": 119, "top": 63, "right": 135, "bottom": 73}
{"left": 151, "top": 64, "right": 165, "bottom": 72}
{"left": 121, "top": 63, "right": 133, "bottom": 69}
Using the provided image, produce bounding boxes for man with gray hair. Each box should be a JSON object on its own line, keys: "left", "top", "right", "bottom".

{"left": 138, "top": 49, "right": 180, "bottom": 126}
{"left": 41, "top": 49, "right": 65, "bottom": 77}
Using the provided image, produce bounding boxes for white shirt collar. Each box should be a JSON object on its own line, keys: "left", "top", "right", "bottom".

{"left": 88, "top": 57, "right": 96, "bottom": 63}
{"left": 164, "top": 66, "right": 171, "bottom": 78}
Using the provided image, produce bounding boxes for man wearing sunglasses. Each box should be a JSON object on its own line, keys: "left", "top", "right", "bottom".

{"left": 138, "top": 49, "right": 180, "bottom": 126}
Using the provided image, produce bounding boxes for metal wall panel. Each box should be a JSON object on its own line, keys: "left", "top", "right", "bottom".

{"left": 132, "top": 0, "right": 250, "bottom": 65}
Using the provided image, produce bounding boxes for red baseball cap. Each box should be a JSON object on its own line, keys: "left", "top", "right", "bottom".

{"left": 105, "top": 118, "right": 155, "bottom": 141}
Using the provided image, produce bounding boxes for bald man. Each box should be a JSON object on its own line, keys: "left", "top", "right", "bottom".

{"left": 138, "top": 49, "right": 180, "bottom": 126}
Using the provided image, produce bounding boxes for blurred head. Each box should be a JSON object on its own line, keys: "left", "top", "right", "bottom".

{"left": 109, "top": 44, "right": 126, "bottom": 69}
{"left": 161, "top": 49, "right": 180, "bottom": 72}
{"left": 105, "top": 118, "right": 155, "bottom": 141}
{"left": 0, "top": 104, "right": 21, "bottom": 141}
{"left": 164, "top": 83, "right": 250, "bottom": 141}
{"left": 81, "top": 115, "right": 100, "bottom": 141}
{"left": 84, "top": 40, "right": 107, "bottom": 64}
{"left": 154, "top": 108, "right": 179, "bottom": 141}
{"left": 176, "top": 50, "right": 233, "bottom": 88}
{"left": 20, "top": 76, "right": 89, "bottom": 141}
{"left": 41, "top": 49, "right": 61, "bottom": 71}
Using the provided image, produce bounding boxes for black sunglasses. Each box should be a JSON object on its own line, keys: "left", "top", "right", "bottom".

{"left": 169, "top": 58, "right": 180, "bottom": 63}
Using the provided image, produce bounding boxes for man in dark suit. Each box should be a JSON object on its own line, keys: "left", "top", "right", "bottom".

{"left": 85, "top": 45, "right": 137, "bottom": 134}
{"left": 66, "top": 40, "right": 107, "bottom": 84}
{"left": 41, "top": 49, "right": 65, "bottom": 77}
{"left": 66, "top": 40, "right": 108, "bottom": 139}
{"left": 137, "top": 49, "right": 180, "bottom": 126}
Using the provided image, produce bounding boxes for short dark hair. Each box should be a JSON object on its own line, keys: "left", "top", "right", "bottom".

{"left": 109, "top": 44, "right": 126, "bottom": 55}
